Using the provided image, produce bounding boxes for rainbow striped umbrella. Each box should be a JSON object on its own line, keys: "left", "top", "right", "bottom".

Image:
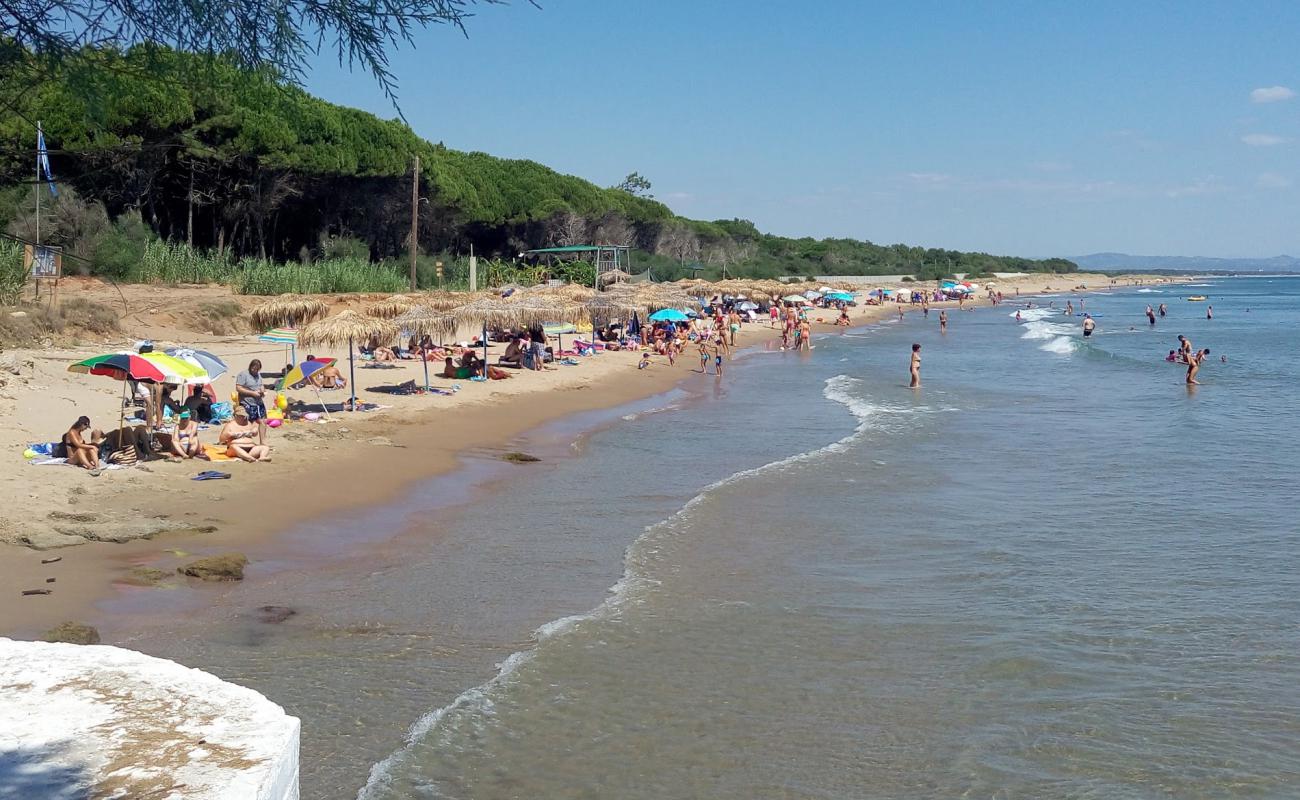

{"left": 259, "top": 327, "right": 299, "bottom": 364}
{"left": 278, "top": 358, "right": 336, "bottom": 391}
{"left": 258, "top": 327, "right": 298, "bottom": 345}
{"left": 68, "top": 352, "right": 166, "bottom": 381}
{"left": 138, "top": 352, "right": 210, "bottom": 385}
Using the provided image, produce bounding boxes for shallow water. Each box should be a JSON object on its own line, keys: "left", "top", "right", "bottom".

{"left": 125, "top": 278, "right": 1300, "bottom": 799}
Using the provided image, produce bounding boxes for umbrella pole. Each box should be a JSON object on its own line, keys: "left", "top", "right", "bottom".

{"left": 348, "top": 338, "right": 357, "bottom": 411}
{"left": 314, "top": 387, "right": 332, "bottom": 419}
{"left": 117, "top": 380, "right": 126, "bottom": 462}
{"left": 482, "top": 322, "right": 488, "bottom": 377}
{"left": 422, "top": 354, "right": 430, "bottom": 392}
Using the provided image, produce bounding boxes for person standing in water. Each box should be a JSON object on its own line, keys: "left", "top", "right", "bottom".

{"left": 1082, "top": 314, "right": 1096, "bottom": 337}
{"left": 1207, "top": 305, "right": 1213, "bottom": 320}
{"left": 1159, "top": 303, "right": 1167, "bottom": 318}
{"left": 1187, "top": 348, "right": 1209, "bottom": 384}
{"left": 1065, "top": 301, "right": 1074, "bottom": 316}
{"left": 1146, "top": 305, "right": 1156, "bottom": 326}
{"left": 909, "top": 343, "right": 921, "bottom": 388}
{"left": 939, "top": 310, "right": 948, "bottom": 332}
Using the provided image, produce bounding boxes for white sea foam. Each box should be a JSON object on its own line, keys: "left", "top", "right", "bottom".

{"left": 1013, "top": 308, "right": 1058, "bottom": 322}
{"left": 1039, "top": 336, "right": 1077, "bottom": 354}
{"left": 1021, "top": 320, "right": 1076, "bottom": 340}
{"left": 358, "top": 376, "right": 888, "bottom": 799}
{"left": 1137, "top": 288, "right": 1161, "bottom": 293}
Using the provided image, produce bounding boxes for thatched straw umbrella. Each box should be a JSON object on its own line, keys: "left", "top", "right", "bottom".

{"left": 249, "top": 295, "right": 329, "bottom": 331}
{"left": 598, "top": 269, "right": 629, "bottom": 286}
{"left": 365, "top": 294, "right": 417, "bottom": 319}
{"left": 392, "top": 306, "right": 458, "bottom": 390}
{"left": 300, "top": 311, "right": 399, "bottom": 411}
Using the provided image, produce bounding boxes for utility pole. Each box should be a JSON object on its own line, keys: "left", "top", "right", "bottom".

{"left": 187, "top": 160, "right": 195, "bottom": 249}
{"left": 409, "top": 154, "right": 420, "bottom": 292}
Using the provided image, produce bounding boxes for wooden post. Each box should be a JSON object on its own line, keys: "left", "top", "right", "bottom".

{"left": 409, "top": 155, "right": 420, "bottom": 292}
{"left": 187, "top": 161, "right": 195, "bottom": 249}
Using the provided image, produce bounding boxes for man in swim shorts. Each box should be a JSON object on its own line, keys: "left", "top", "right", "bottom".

{"left": 1082, "top": 315, "right": 1095, "bottom": 337}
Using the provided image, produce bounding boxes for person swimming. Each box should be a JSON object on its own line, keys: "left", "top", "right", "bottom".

{"left": 1165, "top": 350, "right": 1177, "bottom": 362}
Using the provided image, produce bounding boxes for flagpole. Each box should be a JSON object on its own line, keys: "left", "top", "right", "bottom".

{"left": 34, "top": 122, "right": 40, "bottom": 248}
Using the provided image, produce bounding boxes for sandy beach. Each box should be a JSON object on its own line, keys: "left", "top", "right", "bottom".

{"left": 0, "top": 272, "right": 1180, "bottom": 638}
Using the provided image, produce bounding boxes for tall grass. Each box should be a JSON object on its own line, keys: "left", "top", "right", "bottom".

{"left": 125, "top": 240, "right": 238, "bottom": 284}
{"left": 0, "top": 238, "right": 25, "bottom": 305}
{"left": 235, "top": 257, "right": 408, "bottom": 295}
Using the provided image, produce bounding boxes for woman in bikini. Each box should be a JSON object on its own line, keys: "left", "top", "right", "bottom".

{"left": 220, "top": 405, "right": 271, "bottom": 462}
{"left": 62, "top": 416, "right": 100, "bottom": 471}
{"left": 910, "top": 343, "right": 922, "bottom": 388}
{"left": 168, "top": 410, "right": 206, "bottom": 460}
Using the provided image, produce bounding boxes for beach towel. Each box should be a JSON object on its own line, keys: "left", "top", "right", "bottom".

{"left": 202, "top": 444, "right": 235, "bottom": 461}
{"left": 209, "top": 401, "right": 234, "bottom": 422}
{"left": 30, "top": 458, "right": 124, "bottom": 470}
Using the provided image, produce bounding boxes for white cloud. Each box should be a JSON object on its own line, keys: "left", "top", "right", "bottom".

{"left": 1250, "top": 86, "right": 1295, "bottom": 103}
{"left": 906, "top": 172, "right": 953, "bottom": 185}
{"left": 1241, "top": 133, "right": 1288, "bottom": 146}
{"left": 1256, "top": 172, "right": 1292, "bottom": 189}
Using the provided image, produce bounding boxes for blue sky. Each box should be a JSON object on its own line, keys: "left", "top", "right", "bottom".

{"left": 304, "top": 1, "right": 1300, "bottom": 258}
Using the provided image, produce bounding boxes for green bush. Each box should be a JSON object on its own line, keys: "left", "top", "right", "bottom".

{"left": 554, "top": 259, "right": 595, "bottom": 286}
{"left": 320, "top": 235, "right": 372, "bottom": 261}
{"left": 91, "top": 215, "right": 153, "bottom": 279}
{"left": 0, "top": 238, "right": 24, "bottom": 305}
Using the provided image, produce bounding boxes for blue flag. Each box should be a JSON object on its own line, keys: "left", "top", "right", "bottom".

{"left": 37, "top": 127, "right": 58, "bottom": 198}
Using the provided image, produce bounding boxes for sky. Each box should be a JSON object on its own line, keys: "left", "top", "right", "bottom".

{"left": 303, "top": 1, "right": 1300, "bottom": 259}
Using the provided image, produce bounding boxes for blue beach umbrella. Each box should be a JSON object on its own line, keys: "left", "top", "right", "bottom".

{"left": 648, "top": 308, "right": 689, "bottom": 322}
{"left": 825, "top": 292, "right": 854, "bottom": 302}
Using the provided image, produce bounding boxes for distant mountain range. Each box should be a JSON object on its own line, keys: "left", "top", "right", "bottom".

{"left": 1069, "top": 252, "right": 1300, "bottom": 272}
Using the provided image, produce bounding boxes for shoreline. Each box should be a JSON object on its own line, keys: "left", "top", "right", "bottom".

{"left": 0, "top": 274, "right": 1184, "bottom": 638}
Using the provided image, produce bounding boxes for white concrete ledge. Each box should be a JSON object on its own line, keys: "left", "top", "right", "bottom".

{"left": 0, "top": 638, "right": 299, "bottom": 800}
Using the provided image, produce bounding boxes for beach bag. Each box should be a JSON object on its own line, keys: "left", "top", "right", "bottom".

{"left": 108, "top": 444, "right": 138, "bottom": 466}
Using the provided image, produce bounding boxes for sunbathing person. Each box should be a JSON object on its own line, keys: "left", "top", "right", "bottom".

{"left": 499, "top": 336, "right": 524, "bottom": 367}
{"left": 367, "top": 334, "right": 397, "bottom": 362}
{"left": 220, "top": 405, "right": 271, "bottom": 462}
{"left": 441, "top": 357, "right": 475, "bottom": 380}
{"left": 62, "top": 416, "right": 100, "bottom": 470}
{"left": 313, "top": 362, "right": 346, "bottom": 389}
{"left": 168, "top": 410, "right": 205, "bottom": 460}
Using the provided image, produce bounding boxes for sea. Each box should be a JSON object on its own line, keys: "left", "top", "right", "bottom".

{"left": 118, "top": 276, "right": 1300, "bottom": 799}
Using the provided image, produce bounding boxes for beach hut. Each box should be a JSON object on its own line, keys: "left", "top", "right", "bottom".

{"left": 300, "top": 311, "right": 398, "bottom": 411}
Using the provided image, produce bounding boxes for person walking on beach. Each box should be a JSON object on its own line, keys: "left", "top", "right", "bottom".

{"left": 698, "top": 339, "right": 709, "bottom": 373}
{"left": 939, "top": 310, "right": 947, "bottom": 332}
{"left": 711, "top": 337, "right": 725, "bottom": 377}
{"left": 1146, "top": 305, "right": 1156, "bottom": 326}
{"left": 909, "top": 343, "right": 921, "bottom": 388}
{"left": 769, "top": 304, "right": 779, "bottom": 328}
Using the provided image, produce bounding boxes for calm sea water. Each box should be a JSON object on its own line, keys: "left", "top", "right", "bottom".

{"left": 124, "top": 277, "right": 1300, "bottom": 799}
